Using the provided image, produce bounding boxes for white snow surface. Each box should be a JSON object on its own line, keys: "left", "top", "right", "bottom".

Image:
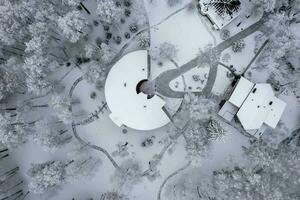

{"left": 105, "top": 50, "right": 170, "bottom": 130}
{"left": 5, "top": 1, "right": 300, "bottom": 200}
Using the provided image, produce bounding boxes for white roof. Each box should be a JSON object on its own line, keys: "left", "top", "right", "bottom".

{"left": 264, "top": 97, "right": 286, "bottom": 128}
{"left": 237, "top": 83, "right": 286, "bottom": 130}
{"left": 228, "top": 77, "right": 254, "bottom": 107}
{"left": 105, "top": 50, "right": 170, "bottom": 131}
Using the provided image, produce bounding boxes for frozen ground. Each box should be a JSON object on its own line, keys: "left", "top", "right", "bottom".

{"left": 1, "top": 0, "right": 300, "bottom": 200}
{"left": 10, "top": 1, "right": 250, "bottom": 199}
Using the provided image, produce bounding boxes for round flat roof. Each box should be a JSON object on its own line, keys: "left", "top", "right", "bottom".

{"left": 105, "top": 50, "right": 170, "bottom": 130}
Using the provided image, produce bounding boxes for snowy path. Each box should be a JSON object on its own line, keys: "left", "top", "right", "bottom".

{"left": 154, "top": 14, "right": 268, "bottom": 98}
{"left": 68, "top": 76, "right": 121, "bottom": 170}
{"left": 66, "top": 1, "right": 153, "bottom": 172}
{"left": 71, "top": 123, "right": 121, "bottom": 170}
{"left": 142, "top": 121, "right": 190, "bottom": 176}
{"left": 157, "top": 160, "right": 192, "bottom": 200}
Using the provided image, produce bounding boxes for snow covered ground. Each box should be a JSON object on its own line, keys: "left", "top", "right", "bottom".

{"left": 9, "top": 2, "right": 247, "bottom": 199}
{"left": 1, "top": 0, "right": 300, "bottom": 200}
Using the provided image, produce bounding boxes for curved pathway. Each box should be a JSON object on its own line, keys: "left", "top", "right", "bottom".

{"left": 68, "top": 76, "right": 120, "bottom": 170}
{"left": 74, "top": 103, "right": 107, "bottom": 126}
{"left": 142, "top": 121, "right": 190, "bottom": 176}
{"left": 106, "top": 2, "right": 152, "bottom": 68}
{"left": 68, "top": 1, "right": 152, "bottom": 171}
{"left": 157, "top": 160, "right": 192, "bottom": 200}
{"left": 154, "top": 14, "right": 269, "bottom": 98}
{"left": 71, "top": 123, "right": 121, "bottom": 170}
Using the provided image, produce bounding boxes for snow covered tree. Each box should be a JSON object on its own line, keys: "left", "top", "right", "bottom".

{"left": 206, "top": 119, "right": 226, "bottom": 140}
{"left": 185, "top": 93, "right": 218, "bottom": 122}
{"left": 33, "top": 117, "right": 72, "bottom": 152}
{"left": 202, "top": 139, "right": 300, "bottom": 200}
{"left": 111, "top": 159, "right": 142, "bottom": 193}
{"left": 255, "top": 13, "right": 300, "bottom": 100}
{"left": 137, "top": 32, "right": 151, "bottom": 48}
{"left": 0, "top": 113, "right": 31, "bottom": 149}
{"left": 0, "top": 57, "right": 25, "bottom": 100}
{"left": 83, "top": 61, "right": 107, "bottom": 87}
{"left": 28, "top": 161, "right": 66, "bottom": 194}
{"left": 184, "top": 122, "right": 212, "bottom": 162}
{"left": 25, "top": 22, "right": 51, "bottom": 56}
{"left": 232, "top": 39, "right": 246, "bottom": 52}
{"left": 260, "top": 14, "right": 299, "bottom": 61}
{"left": 58, "top": 11, "right": 88, "bottom": 43}
{"left": 0, "top": 157, "right": 26, "bottom": 200}
{"left": 158, "top": 42, "right": 178, "bottom": 60}
{"left": 128, "top": 1, "right": 148, "bottom": 25}
{"left": 23, "top": 55, "right": 57, "bottom": 95}
{"left": 97, "top": 0, "right": 123, "bottom": 24}
{"left": 65, "top": 145, "right": 101, "bottom": 183}
{"left": 28, "top": 145, "right": 101, "bottom": 194}
{"left": 181, "top": 94, "right": 225, "bottom": 163}
{"left": 249, "top": 0, "right": 287, "bottom": 13}
{"left": 197, "top": 43, "right": 220, "bottom": 65}
{"left": 0, "top": 67, "right": 19, "bottom": 101}
{"left": 13, "top": 101, "right": 48, "bottom": 119}
{"left": 49, "top": 95, "right": 73, "bottom": 124}
{"left": 141, "top": 136, "right": 155, "bottom": 148}
{"left": 99, "top": 43, "right": 116, "bottom": 64}
{"left": 0, "top": 0, "right": 32, "bottom": 45}
{"left": 166, "top": 133, "right": 300, "bottom": 200}
{"left": 220, "top": 29, "right": 231, "bottom": 40}
{"left": 62, "top": 0, "right": 81, "bottom": 7}
{"left": 85, "top": 44, "right": 100, "bottom": 59}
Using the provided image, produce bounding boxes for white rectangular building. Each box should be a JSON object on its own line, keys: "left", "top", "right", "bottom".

{"left": 218, "top": 77, "right": 286, "bottom": 138}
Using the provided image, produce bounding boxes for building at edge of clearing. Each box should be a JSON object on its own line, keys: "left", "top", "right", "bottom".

{"left": 218, "top": 77, "right": 286, "bottom": 138}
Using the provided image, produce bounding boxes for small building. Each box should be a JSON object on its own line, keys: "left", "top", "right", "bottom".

{"left": 198, "top": 0, "right": 242, "bottom": 30}
{"left": 218, "top": 77, "right": 286, "bottom": 138}
{"left": 105, "top": 50, "right": 171, "bottom": 131}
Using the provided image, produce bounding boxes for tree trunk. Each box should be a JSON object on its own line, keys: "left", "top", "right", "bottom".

{"left": 0, "top": 148, "right": 8, "bottom": 153}
{"left": 0, "top": 154, "right": 9, "bottom": 160}
{"left": 0, "top": 189, "right": 23, "bottom": 200}
{"left": 2, "top": 181, "right": 23, "bottom": 193}
{"left": 80, "top": 3, "right": 91, "bottom": 15}
{"left": 0, "top": 167, "right": 19, "bottom": 180}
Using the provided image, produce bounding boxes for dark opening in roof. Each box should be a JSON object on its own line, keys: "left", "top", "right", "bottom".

{"left": 136, "top": 79, "right": 155, "bottom": 99}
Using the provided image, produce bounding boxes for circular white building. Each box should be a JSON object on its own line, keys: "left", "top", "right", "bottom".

{"left": 105, "top": 50, "right": 170, "bottom": 131}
